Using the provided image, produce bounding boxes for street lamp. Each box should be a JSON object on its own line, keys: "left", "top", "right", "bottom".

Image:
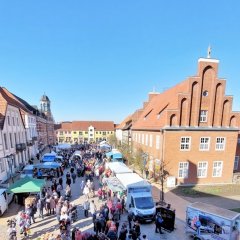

{"left": 6, "top": 154, "right": 14, "bottom": 183}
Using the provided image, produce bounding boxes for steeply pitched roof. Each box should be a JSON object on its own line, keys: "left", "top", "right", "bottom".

{"left": 0, "top": 87, "right": 33, "bottom": 129}
{"left": 116, "top": 114, "right": 132, "bottom": 130}
{"left": 56, "top": 121, "right": 115, "bottom": 131}
{"left": 132, "top": 79, "right": 190, "bottom": 130}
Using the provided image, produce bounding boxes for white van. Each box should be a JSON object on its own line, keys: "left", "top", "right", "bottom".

{"left": 116, "top": 173, "right": 156, "bottom": 222}
{"left": 0, "top": 188, "right": 14, "bottom": 216}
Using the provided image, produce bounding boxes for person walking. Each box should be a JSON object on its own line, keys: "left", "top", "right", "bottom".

{"left": 89, "top": 200, "right": 97, "bottom": 216}
{"left": 118, "top": 223, "right": 128, "bottom": 240}
{"left": 37, "top": 198, "right": 44, "bottom": 219}
{"left": 155, "top": 212, "right": 164, "bottom": 234}
{"left": 25, "top": 204, "right": 35, "bottom": 224}
{"left": 50, "top": 196, "right": 56, "bottom": 215}
{"left": 71, "top": 171, "right": 77, "bottom": 184}
{"left": 66, "top": 176, "right": 72, "bottom": 187}
{"left": 127, "top": 211, "right": 133, "bottom": 230}
{"left": 83, "top": 200, "right": 90, "bottom": 217}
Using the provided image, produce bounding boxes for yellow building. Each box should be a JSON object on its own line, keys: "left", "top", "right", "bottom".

{"left": 55, "top": 121, "right": 115, "bottom": 143}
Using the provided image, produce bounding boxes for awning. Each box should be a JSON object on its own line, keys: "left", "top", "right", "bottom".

{"left": 112, "top": 153, "right": 122, "bottom": 159}
{"left": 7, "top": 177, "right": 46, "bottom": 194}
{"left": 107, "top": 162, "right": 133, "bottom": 174}
{"left": 106, "top": 151, "right": 113, "bottom": 157}
{"left": 56, "top": 143, "right": 71, "bottom": 149}
{"left": 34, "top": 162, "right": 61, "bottom": 169}
{"left": 42, "top": 153, "right": 56, "bottom": 162}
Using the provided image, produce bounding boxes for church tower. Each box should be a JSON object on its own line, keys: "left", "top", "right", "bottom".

{"left": 40, "top": 94, "right": 52, "bottom": 119}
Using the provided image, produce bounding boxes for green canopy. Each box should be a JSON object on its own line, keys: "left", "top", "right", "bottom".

{"left": 7, "top": 176, "right": 46, "bottom": 193}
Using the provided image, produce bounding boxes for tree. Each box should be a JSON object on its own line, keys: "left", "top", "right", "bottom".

{"left": 108, "top": 134, "right": 118, "bottom": 148}
{"left": 118, "top": 142, "right": 133, "bottom": 165}
{"left": 158, "top": 160, "right": 169, "bottom": 204}
{"left": 132, "top": 147, "right": 145, "bottom": 172}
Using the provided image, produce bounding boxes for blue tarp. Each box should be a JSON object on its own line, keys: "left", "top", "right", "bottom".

{"left": 34, "top": 162, "right": 61, "bottom": 169}
{"left": 42, "top": 154, "right": 56, "bottom": 162}
{"left": 112, "top": 153, "right": 123, "bottom": 159}
{"left": 106, "top": 151, "right": 113, "bottom": 157}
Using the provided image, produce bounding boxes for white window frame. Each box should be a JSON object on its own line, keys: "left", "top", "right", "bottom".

{"left": 197, "top": 161, "right": 208, "bottom": 178}
{"left": 178, "top": 162, "right": 189, "bottom": 178}
{"left": 199, "top": 137, "right": 210, "bottom": 151}
{"left": 138, "top": 133, "right": 141, "bottom": 143}
{"left": 234, "top": 156, "right": 239, "bottom": 171}
{"left": 141, "top": 134, "right": 145, "bottom": 145}
{"left": 212, "top": 161, "right": 223, "bottom": 177}
{"left": 215, "top": 137, "right": 225, "bottom": 151}
{"left": 156, "top": 135, "right": 160, "bottom": 150}
{"left": 180, "top": 137, "right": 191, "bottom": 151}
{"left": 200, "top": 110, "right": 208, "bottom": 122}
{"left": 145, "top": 134, "right": 148, "bottom": 146}
{"left": 149, "top": 134, "right": 153, "bottom": 147}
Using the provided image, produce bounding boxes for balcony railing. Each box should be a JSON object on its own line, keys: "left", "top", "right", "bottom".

{"left": 16, "top": 143, "right": 27, "bottom": 151}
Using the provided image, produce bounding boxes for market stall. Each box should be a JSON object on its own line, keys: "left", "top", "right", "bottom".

{"left": 104, "top": 176, "right": 125, "bottom": 195}
{"left": 7, "top": 176, "right": 46, "bottom": 205}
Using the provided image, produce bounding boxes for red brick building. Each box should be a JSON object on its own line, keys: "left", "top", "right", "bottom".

{"left": 131, "top": 57, "right": 240, "bottom": 185}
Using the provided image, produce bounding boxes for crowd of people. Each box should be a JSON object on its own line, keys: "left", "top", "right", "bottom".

{"left": 8, "top": 143, "right": 151, "bottom": 240}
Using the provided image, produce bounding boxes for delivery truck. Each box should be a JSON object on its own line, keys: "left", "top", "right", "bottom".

{"left": 186, "top": 202, "right": 240, "bottom": 240}
{"left": 116, "top": 173, "right": 155, "bottom": 222}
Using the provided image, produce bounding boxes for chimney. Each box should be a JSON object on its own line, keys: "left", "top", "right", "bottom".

{"left": 143, "top": 101, "right": 148, "bottom": 109}
{"left": 148, "top": 92, "right": 159, "bottom": 101}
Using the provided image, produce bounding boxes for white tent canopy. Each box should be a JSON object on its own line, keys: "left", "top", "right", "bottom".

{"left": 56, "top": 143, "right": 71, "bottom": 150}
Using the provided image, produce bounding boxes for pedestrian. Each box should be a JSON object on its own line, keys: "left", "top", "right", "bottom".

{"left": 45, "top": 196, "right": 51, "bottom": 216}
{"left": 50, "top": 196, "right": 56, "bottom": 215}
{"left": 83, "top": 185, "right": 90, "bottom": 199}
{"left": 90, "top": 200, "right": 97, "bottom": 216}
{"left": 133, "top": 220, "right": 141, "bottom": 238}
{"left": 56, "top": 202, "right": 62, "bottom": 223}
{"left": 56, "top": 183, "right": 62, "bottom": 198}
{"left": 66, "top": 171, "right": 70, "bottom": 178}
{"left": 127, "top": 211, "right": 133, "bottom": 230}
{"left": 83, "top": 200, "right": 90, "bottom": 217}
{"left": 80, "top": 180, "right": 85, "bottom": 193}
{"left": 25, "top": 204, "right": 35, "bottom": 224}
{"left": 58, "top": 177, "right": 63, "bottom": 188}
{"left": 121, "top": 196, "right": 125, "bottom": 214}
{"left": 37, "top": 198, "right": 44, "bottom": 219}
{"left": 155, "top": 212, "right": 164, "bottom": 234}
{"left": 118, "top": 223, "right": 128, "bottom": 240}
{"left": 71, "top": 171, "right": 77, "bottom": 184}
{"left": 66, "top": 176, "right": 71, "bottom": 187}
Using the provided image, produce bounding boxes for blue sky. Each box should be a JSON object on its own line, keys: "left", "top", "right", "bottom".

{"left": 0, "top": 1, "right": 240, "bottom": 123}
